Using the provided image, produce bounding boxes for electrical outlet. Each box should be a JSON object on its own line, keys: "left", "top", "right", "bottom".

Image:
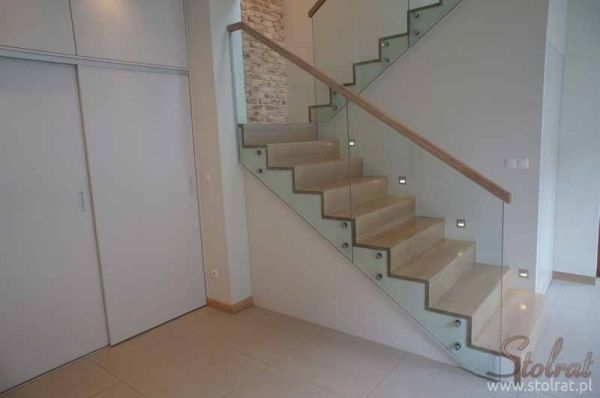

{"left": 210, "top": 269, "right": 219, "bottom": 279}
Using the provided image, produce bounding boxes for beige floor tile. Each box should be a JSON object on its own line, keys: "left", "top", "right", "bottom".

{"left": 211, "top": 309, "right": 323, "bottom": 364}
{"left": 171, "top": 307, "right": 238, "bottom": 336}
{"left": 93, "top": 383, "right": 144, "bottom": 398}
{"left": 225, "top": 368, "right": 340, "bottom": 398}
{"left": 554, "top": 280, "right": 600, "bottom": 314}
{"left": 93, "top": 332, "right": 265, "bottom": 398}
{"left": 274, "top": 329, "right": 405, "bottom": 398}
{"left": 1, "top": 359, "right": 118, "bottom": 398}
{"left": 368, "top": 354, "right": 516, "bottom": 398}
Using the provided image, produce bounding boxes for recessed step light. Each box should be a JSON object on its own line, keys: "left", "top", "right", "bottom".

{"left": 518, "top": 269, "right": 529, "bottom": 278}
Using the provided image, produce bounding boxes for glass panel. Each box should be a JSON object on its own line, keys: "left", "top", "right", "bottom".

{"left": 229, "top": 26, "right": 510, "bottom": 381}
{"left": 311, "top": 0, "right": 464, "bottom": 123}
{"left": 231, "top": 30, "right": 355, "bottom": 261}
{"left": 347, "top": 101, "right": 508, "bottom": 379}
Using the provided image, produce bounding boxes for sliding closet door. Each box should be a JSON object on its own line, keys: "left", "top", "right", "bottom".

{"left": 78, "top": 67, "right": 205, "bottom": 344}
{"left": 0, "top": 58, "right": 108, "bottom": 392}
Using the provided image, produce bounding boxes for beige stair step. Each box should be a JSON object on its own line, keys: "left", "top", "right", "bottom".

{"left": 329, "top": 196, "right": 415, "bottom": 238}
{"left": 319, "top": 177, "right": 389, "bottom": 215}
{"left": 267, "top": 140, "right": 339, "bottom": 168}
{"left": 298, "top": 176, "right": 389, "bottom": 215}
{"left": 392, "top": 240, "right": 476, "bottom": 303}
{"left": 430, "top": 263, "right": 510, "bottom": 338}
{"left": 242, "top": 123, "right": 317, "bottom": 147}
{"left": 357, "top": 217, "right": 445, "bottom": 268}
{"left": 474, "top": 289, "right": 546, "bottom": 354}
{"left": 293, "top": 156, "right": 363, "bottom": 191}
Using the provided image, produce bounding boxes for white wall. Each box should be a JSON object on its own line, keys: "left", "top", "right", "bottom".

{"left": 283, "top": 0, "right": 316, "bottom": 123}
{"left": 312, "top": 0, "right": 408, "bottom": 86}
{"left": 553, "top": 0, "right": 600, "bottom": 278}
{"left": 185, "top": 0, "right": 253, "bottom": 305}
{"left": 209, "top": 0, "right": 253, "bottom": 303}
{"left": 340, "top": 0, "right": 548, "bottom": 291}
{"left": 536, "top": 0, "right": 567, "bottom": 292}
{"left": 245, "top": 176, "right": 453, "bottom": 364}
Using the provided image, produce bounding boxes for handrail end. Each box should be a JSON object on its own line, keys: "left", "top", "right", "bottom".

{"left": 227, "top": 22, "right": 244, "bottom": 33}
{"left": 308, "top": 0, "right": 327, "bottom": 18}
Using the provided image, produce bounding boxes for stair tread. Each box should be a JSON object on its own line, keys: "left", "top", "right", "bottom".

{"left": 267, "top": 140, "right": 339, "bottom": 168}
{"left": 430, "top": 263, "right": 509, "bottom": 317}
{"left": 357, "top": 217, "right": 443, "bottom": 248}
{"left": 242, "top": 123, "right": 317, "bottom": 146}
{"left": 474, "top": 289, "right": 546, "bottom": 352}
{"left": 391, "top": 239, "right": 475, "bottom": 281}
{"left": 327, "top": 195, "right": 413, "bottom": 219}
{"left": 300, "top": 176, "right": 385, "bottom": 193}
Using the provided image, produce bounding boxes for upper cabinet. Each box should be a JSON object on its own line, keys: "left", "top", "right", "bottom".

{"left": 70, "top": 0, "right": 188, "bottom": 67}
{"left": 0, "top": 0, "right": 76, "bottom": 54}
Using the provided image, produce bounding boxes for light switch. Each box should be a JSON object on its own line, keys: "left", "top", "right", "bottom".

{"left": 517, "top": 158, "right": 530, "bottom": 169}
{"left": 506, "top": 157, "right": 530, "bottom": 170}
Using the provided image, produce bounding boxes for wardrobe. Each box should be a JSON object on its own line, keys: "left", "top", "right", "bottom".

{"left": 0, "top": 0, "right": 206, "bottom": 392}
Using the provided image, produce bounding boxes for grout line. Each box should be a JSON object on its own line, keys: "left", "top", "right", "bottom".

{"left": 221, "top": 367, "right": 271, "bottom": 398}
{"left": 189, "top": 328, "right": 272, "bottom": 367}
{"left": 0, "top": 348, "right": 110, "bottom": 396}
{"left": 365, "top": 353, "right": 409, "bottom": 398}
{"left": 91, "top": 360, "right": 146, "bottom": 397}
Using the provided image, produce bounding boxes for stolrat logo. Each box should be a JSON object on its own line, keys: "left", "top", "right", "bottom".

{"left": 486, "top": 335, "right": 594, "bottom": 394}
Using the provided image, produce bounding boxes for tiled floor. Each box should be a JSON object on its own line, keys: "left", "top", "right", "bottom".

{"left": 1, "top": 279, "right": 598, "bottom": 398}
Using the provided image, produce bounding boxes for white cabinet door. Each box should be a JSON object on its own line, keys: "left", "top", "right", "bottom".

{"left": 0, "top": 58, "right": 108, "bottom": 392}
{"left": 70, "top": 0, "right": 188, "bottom": 67}
{"left": 0, "top": 0, "right": 76, "bottom": 54}
{"left": 78, "top": 67, "right": 205, "bottom": 344}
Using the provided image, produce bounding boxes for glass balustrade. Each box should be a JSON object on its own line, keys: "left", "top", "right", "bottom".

{"left": 311, "top": 0, "right": 464, "bottom": 122}
{"left": 229, "top": 23, "right": 519, "bottom": 382}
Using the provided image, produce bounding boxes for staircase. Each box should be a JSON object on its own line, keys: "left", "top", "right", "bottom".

{"left": 310, "top": 0, "right": 463, "bottom": 123}
{"left": 228, "top": 5, "right": 546, "bottom": 381}
{"left": 239, "top": 122, "right": 545, "bottom": 381}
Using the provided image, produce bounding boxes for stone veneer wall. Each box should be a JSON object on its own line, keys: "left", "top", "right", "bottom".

{"left": 241, "top": 0, "right": 288, "bottom": 122}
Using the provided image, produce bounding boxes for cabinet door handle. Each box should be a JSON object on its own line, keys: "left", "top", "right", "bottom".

{"left": 79, "top": 191, "right": 86, "bottom": 212}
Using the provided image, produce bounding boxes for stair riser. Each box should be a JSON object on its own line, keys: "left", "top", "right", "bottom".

{"left": 242, "top": 124, "right": 317, "bottom": 147}
{"left": 322, "top": 178, "right": 388, "bottom": 215}
{"left": 471, "top": 273, "right": 511, "bottom": 341}
{"left": 294, "top": 159, "right": 363, "bottom": 190}
{"left": 355, "top": 199, "right": 416, "bottom": 239}
{"left": 428, "top": 244, "right": 476, "bottom": 304}
{"left": 391, "top": 222, "right": 445, "bottom": 269}
{"left": 267, "top": 141, "right": 339, "bottom": 168}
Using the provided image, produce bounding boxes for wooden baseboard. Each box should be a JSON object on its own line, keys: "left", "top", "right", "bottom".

{"left": 207, "top": 297, "right": 253, "bottom": 314}
{"left": 553, "top": 271, "right": 597, "bottom": 286}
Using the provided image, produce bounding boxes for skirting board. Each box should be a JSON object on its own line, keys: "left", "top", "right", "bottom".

{"left": 207, "top": 297, "right": 254, "bottom": 314}
{"left": 553, "top": 271, "right": 597, "bottom": 286}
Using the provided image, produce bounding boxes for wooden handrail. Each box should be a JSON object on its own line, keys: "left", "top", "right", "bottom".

{"left": 227, "top": 22, "right": 512, "bottom": 204}
{"left": 308, "top": 0, "right": 328, "bottom": 17}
